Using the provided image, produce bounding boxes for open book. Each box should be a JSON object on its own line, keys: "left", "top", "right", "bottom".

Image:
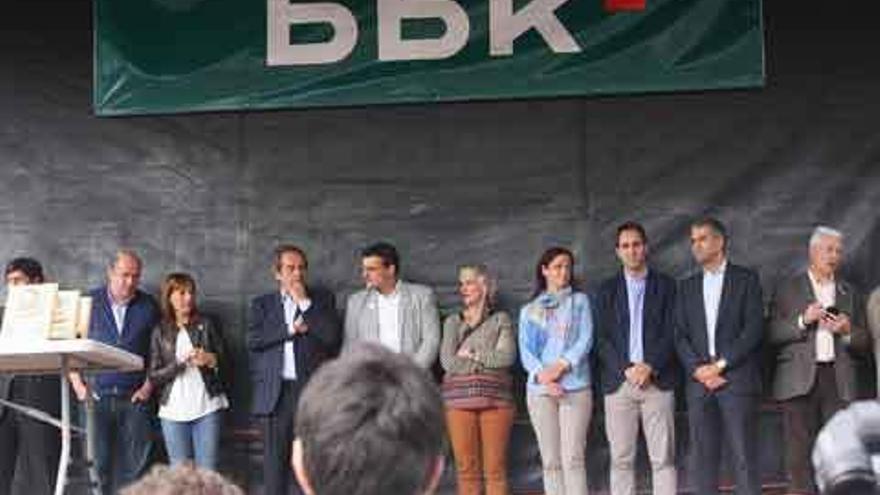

{"left": 1, "top": 283, "right": 92, "bottom": 341}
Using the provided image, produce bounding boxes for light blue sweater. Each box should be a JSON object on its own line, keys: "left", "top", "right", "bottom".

{"left": 518, "top": 289, "right": 594, "bottom": 395}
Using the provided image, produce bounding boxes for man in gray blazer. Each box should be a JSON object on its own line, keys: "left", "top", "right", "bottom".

{"left": 768, "top": 226, "right": 871, "bottom": 494}
{"left": 344, "top": 242, "right": 440, "bottom": 369}
{"left": 868, "top": 286, "right": 880, "bottom": 398}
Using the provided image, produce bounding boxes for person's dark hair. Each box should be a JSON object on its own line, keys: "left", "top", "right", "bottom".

{"left": 5, "top": 257, "right": 45, "bottom": 283}
{"left": 295, "top": 342, "right": 444, "bottom": 495}
{"left": 615, "top": 221, "right": 648, "bottom": 246}
{"left": 532, "top": 247, "right": 575, "bottom": 298}
{"left": 360, "top": 242, "right": 400, "bottom": 272}
{"left": 159, "top": 272, "right": 199, "bottom": 329}
{"left": 274, "top": 244, "right": 308, "bottom": 271}
{"left": 691, "top": 216, "right": 728, "bottom": 250}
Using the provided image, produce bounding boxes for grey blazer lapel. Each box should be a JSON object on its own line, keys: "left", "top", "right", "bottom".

{"left": 797, "top": 274, "right": 819, "bottom": 359}
{"left": 836, "top": 281, "right": 853, "bottom": 315}
{"left": 397, "top": 282, "right": 413, "bottom": 354}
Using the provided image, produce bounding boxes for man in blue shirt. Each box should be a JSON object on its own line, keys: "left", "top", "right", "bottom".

{"left": 70, "top": 250, "right": 160, "bottom": 494}
{"left": 596, "top": 222, "right": 678, "bottom": 495}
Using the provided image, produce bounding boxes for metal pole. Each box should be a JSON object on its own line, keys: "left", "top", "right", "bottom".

{"left": 55, "top": 357, "right": 70, "bottom": 495}
{"left": 85, "top": 377, "right": 100, "bottom": 495}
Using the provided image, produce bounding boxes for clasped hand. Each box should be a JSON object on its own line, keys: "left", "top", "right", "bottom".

{"left": 624, "top": 362, "right": 653, "bottom": 388}
{"left": 537, "top": 360, "right": 569, "bottom": 398}
{"left": 186, "top": 348, "right": 217, "bottom": 369}
{"left": 693, "top": 362, "right": 727, "bottom": 391}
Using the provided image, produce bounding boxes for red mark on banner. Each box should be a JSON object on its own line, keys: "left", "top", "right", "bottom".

{"left": 604, "top": 0, "right": 646, "bottom": 12}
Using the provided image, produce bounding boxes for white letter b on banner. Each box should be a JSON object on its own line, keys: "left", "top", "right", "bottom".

{"left": 378, "top": 0, "right": 470, "bottom": 61}
{"left": 267, "top": 0, "right": 358, "bottom": 66}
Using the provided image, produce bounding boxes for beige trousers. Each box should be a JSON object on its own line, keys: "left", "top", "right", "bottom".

{"left": 526, "top": 389, "right": 592, "bottom": 495}
{"left": 603, "top": 382, "right": 676, "bottom": 495}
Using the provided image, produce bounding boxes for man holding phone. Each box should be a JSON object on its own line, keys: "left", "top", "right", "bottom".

{"left": 768, "top": 226, "right": 871, "bottom": 494}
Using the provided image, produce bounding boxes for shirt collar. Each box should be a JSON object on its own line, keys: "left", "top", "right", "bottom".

{"left": 704, "top": 258, "right": 728, "bottom": 276}
{"left": 807, "top": 268, "right": 835, "bottom": 288}
{"left": 624, "top": 268, "right": 648, "bottom": 283}
{"left": 108, "top": 289, "right": 134, "bottom": 307}
{"left": 281, "top": 291, "right": 310, "bottom": 306}
{"left": 376, "top": 280, "right": 401, "bottom": 299}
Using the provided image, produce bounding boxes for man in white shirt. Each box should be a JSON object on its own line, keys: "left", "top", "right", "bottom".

{"left": 768, "top": 226, "right": 871, "bottom": 494}
{"left": 247, "top": 245, "right": 341, "bottom": 495}
{"left": 343, "top": 242, "right": 440, "bottom": 369}
{"left": 674, "top": 217, "right": 764, "bottom": 495}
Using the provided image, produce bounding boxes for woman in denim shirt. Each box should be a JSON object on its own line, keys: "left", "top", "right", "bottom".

{"left": 519, "top": 247, "right": 594, "bottom": 495}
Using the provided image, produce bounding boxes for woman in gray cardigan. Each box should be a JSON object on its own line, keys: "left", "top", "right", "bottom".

{"left": 440, "top": 264, "right": 516, "bottom": 495}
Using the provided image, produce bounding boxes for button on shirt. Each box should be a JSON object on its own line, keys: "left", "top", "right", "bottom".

{"left": 703, "top": 260, "right": 727, "bottom": 358}
{"left": 282, "top": 294, "right": 311, "bottom": 380}
{"left": 109, "top": 291, "right": 129, "bottom": 334}
{"left": 808, "top": 271, "right": 837, "bottom": 362}
{"left": 625, "top": 271, "right": 647, "bottom": 363}
{"left": 377, "top": 285, "right": 402, "bottom": 353}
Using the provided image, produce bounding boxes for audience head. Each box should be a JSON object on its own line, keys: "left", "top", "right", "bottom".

{"left": 689, "top": 217, "right": 728, "bottom": 268}
{"left": 5, "top": 257, "right": 45, "bottom": 286}
{"left": 808, "top": 226, "right": 844, "bottom": 280}
{"left": 292, "top": 342, "right": 445, "bottom": 495}
{"left": 360, "top": 242, "right": 400, "bottom": 293}
{"left": 119, "top": 464, "right": 244, "bottom": 495}
{"left": 107, "top": 249, "right": 143, "bottom": 303}
{"left": 457, "top": 264, "right": 496, "bottom": 311}
{"left": 273, "top": 245, "right": 309, "bottom": 295}
{"left": 533, "top": 247, "right": 574, "bottom": 297}
{"left": 160, "top": 272, "right": 199, "bottom": 326}
{"left": 812, "top": 401, "right": 880, "bottom": 495}
{"left": 615, "top": 221, "right": 649, "bottom": 274}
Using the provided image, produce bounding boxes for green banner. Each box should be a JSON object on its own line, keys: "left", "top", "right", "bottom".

{"left": 93, "top": 0, "right": 764, "bottom": 116}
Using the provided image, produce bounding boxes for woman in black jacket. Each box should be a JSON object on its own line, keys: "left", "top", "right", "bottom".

{"left": 149, "top": 272, "right": 229, "bottom": 470}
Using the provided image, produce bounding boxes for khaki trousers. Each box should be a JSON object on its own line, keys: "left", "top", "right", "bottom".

{"left": 603, "top": 382, "right": 676, "bottom": 495}
{"left": 526, "top": 389, "right": 592, "bottom": 495}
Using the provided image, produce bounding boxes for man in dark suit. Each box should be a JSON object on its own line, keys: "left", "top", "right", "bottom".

{"left": 248, "top": 245, "right": 341, "bottom": 495}
{"left": 674, "top": 217, "right": 764, "bottom": 495}
{"left": 0, "top": 257, "right": 61, "bottom": 495}
{"left": 596, "top": 222, "right": 678, "bottom": 495}
{"left": 769, "top": 226, "right": 871, "bottom": 494}
{"left": 69, "top": 249, "right": 160, "bottom": 495}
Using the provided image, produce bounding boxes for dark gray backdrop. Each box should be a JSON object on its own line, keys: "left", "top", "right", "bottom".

{"left": 1, "top": 0, "right": 878, "bottom": 493}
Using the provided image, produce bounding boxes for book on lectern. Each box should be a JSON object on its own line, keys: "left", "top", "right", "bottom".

{"left": 1, "top": 284, "right": 93, "bottom": 341}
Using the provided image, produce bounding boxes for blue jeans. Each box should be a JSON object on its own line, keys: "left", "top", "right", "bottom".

{"left": 90, "top": 395, "right": 156, "bottom": 495}
{"left": 160, "top": 410, "right": 223, "bottom": 470}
